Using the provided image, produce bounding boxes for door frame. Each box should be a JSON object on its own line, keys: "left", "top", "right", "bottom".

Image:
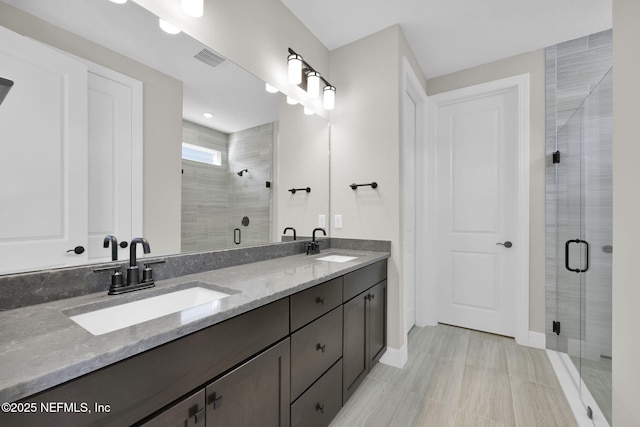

{"left": 418, "top": 73, "right": 531, "bottom": 345}
{"left": 401, "top": 57, "right": 428, "bottom": 336}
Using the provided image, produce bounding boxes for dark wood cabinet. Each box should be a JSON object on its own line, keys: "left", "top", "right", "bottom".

{"left": 205, "top": 338, "right": 290, "bottom": 427}
{"left": 342, "top": 290, "right": 368, "bottom": 403}
{"left": 290, "top": 359, "right": 343, "bottom": 427}
{"left": 290, "top": 306, "right": 343, "bottom": 400}
{"left": 141, "top": 390, "right": 206, "bottom": 427}
{"left": 369, "top": 280, "right": 387, "bottom": 366}
{"left": 342, "top": 262, "right": 387, "bottom": 404}
{"left": 9, "top": 259, "right": 387, "bottom": 427}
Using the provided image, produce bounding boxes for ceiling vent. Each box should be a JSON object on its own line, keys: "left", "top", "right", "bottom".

{"left": 194, "top": 48, "right": 226, "bottom": 68}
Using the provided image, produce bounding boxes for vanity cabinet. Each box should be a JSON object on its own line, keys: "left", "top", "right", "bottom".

{"left": 342, "top": 261, "right": 387, "bottom": 404}
{"left": 7, "top": 259, "right": 387, "bottom": 427}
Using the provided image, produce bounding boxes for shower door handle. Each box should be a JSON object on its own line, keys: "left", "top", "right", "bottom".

{"left": 565, "top": 239, "right": 590, "bottom": 273}
{"left": 234, "top": 228, "right": 241, "bottom": 245}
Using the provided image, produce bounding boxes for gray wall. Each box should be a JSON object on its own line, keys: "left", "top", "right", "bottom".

{"left": 612, "top": 0, "right": 640, "bottom": 424}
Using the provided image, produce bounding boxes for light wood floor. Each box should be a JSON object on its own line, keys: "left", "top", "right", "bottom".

{"left": 330, "top": 324, "right": 578, "bottom": 427}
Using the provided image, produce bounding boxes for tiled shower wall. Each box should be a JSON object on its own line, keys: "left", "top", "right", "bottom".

{"left": 181, "top": 121, "right": 274, "bottom": 252}
{"left": 227, "top": 123, "right": 275, "bottom": 247}
{"left": 545, "top": 29, "right": 612, "bottom": 355}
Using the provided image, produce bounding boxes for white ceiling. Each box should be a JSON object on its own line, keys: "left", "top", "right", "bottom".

{"left": 280, "top": 0, "right": 612, "bottom": 78}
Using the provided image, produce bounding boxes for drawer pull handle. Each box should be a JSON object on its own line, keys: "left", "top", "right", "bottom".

{"left": 316, "top": 296, "right": 326, "bottom": 305}
{"left": 316, "top": 403, "right": 325, "bottom": 414}
{"left": 192, "top": 408, "right": 206, "bottom": 424}
{"left": 210, "top": 393, "right": 223, "bottom": 410}
{"left": 316, "top": 343, "right": 326, "bottom": 353}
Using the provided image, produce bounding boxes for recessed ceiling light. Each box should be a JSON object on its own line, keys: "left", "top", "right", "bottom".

{"left": 203, "top": 112, "right": 214, "bottom": 119}
{"left": 303, "top": 107, "right": 315, "bottom": 116}
{"left": 286, "top": 96, "right": 298, "bottom": 105}
{"left": 109, "top": 0, "right": 127, "bottom": 4}
{"left": 182, "top": 0, "right": 203, "bottom": 18}
{"left": 159, "top": 19, "right": 181, "bottom": 35}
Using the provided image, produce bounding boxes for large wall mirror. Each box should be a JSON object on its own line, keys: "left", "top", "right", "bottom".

{"left": 0, "top": 0, "right": 330, "bottom": 275}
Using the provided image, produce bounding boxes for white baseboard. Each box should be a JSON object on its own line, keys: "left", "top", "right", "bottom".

{"left": 527, "top": 331, "right": 546, "bottom": 349}
{"left": 379, "top": 343, "right": 408, "bottom": 369}
{"left": 546, "top": 350, "right": 611, "bottom": 427}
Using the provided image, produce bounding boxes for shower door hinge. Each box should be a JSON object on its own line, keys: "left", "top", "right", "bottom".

{"left": 552, "top": 151, "right": 561, "bottom": 164}
{"left": 553, "top": 321, "right": 561, "bottom": 335}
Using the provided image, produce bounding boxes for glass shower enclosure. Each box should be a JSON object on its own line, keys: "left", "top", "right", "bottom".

{"left": 553, "top": 69, "right": 612, "bottom": 425}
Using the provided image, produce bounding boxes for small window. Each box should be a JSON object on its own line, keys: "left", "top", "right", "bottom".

{"left": 181, "top": 142, "right": 221, "bottom": 166}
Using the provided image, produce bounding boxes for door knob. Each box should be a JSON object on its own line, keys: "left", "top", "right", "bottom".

{"left": 496, "top": 241, "right": 513, "bottom": 248}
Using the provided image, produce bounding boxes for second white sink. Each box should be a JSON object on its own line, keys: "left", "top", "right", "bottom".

{"left": 316, "top": 255, "right": 358, "bottom": 263}
{"left": 69, "top": 287, "right": 230, "bottom": 335}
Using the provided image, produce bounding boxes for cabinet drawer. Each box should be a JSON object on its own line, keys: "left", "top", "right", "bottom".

{"left": 291, "top": 359, "right": 342, "bottom": 427}
{"left": 291, "top": 306, "right": 343, "bottom": 400}
{"left": 290, "top": 277, "right": 342, "bottom": 331}
{"left": 343, "top": 260, "right": 387, "bottom": 302}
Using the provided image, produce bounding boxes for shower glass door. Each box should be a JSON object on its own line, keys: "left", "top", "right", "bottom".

{"left": 555, "top": 69, "right": 612, "bottom": 425}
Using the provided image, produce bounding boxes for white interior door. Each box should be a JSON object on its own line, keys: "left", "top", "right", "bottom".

{"left": 87, "top": 69, "right": 142, "bottom": 262}
{"left": 436, "top": 87, "right": 518, "bottom": 337}
{"left": 0, "top": 26, "right": 88, "bottom": 273}
{"left": 403, "top": 89, "right": 417, "bottom": 334}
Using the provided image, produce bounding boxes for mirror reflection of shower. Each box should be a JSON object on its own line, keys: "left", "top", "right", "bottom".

{"left": 237, "top": 168, "right": 248, "bottom": 177}
{"left": 0, "top": 77, "right": 14, "bottom": 106}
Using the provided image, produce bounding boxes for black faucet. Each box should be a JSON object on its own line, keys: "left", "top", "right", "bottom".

{"left": 307, "top": 228, "right": 326, "bottom": 255}
{"left": 103, "top": 235, "right": 119, "bottom": 261}
{"left": 283, "top": 227, "right": 297, "bottom": 241}
{"left": 127, "top": 237, "right": 151, "bottom": 286}
{"left": 94, "top": 237, "right": 162, "bottom": 295}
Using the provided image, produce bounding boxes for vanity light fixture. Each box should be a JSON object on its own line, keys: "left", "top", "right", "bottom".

{"left": 306, "top": 71, "right": 320, "bottom": 98}
{"left": 159, "top": 19, "right": 181, "bottom": 35}
{"left": 182, "top": 0, "right": 204, "bottom": 18}
{"left": 287, "top": 48, "right": 336, "bottom": 110}
{"left": 323, "top": 85, "right": 336, "bottom": 110}
{"left": 288, "top": 53, "right": 303, "bottom": 85}
{"left": 265, "top": 83, "right": 279, "bottom": 93}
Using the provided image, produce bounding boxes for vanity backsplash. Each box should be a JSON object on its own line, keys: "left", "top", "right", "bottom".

{"left": 0, "top": 238, "right": 390, "bottom": 311}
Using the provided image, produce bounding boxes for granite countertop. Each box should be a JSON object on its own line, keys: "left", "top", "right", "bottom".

{"left": 0, "top": 249, "right": 389, "bottom": 403}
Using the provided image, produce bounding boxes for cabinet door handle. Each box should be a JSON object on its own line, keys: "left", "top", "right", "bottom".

{"left": 192, "top": 407, "right": 206, "bottom": 424}
{"left": 316, "top": 343, "right": 326, "bottom": 353}
{"left": 316, "top": 403, "right": 325, "bottom": 414}
{"left": 316, "top": 296, "right": 326, "bottom": 305}
{"left": 210, "top": 393, "right": 223, "bottom": 410}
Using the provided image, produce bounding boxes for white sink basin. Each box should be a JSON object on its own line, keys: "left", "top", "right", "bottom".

{"left": 69, "top": 287, "right": 230, "bottom": 335}
{"left": 316, "top": 255, "right": 358, "bottom": 263}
